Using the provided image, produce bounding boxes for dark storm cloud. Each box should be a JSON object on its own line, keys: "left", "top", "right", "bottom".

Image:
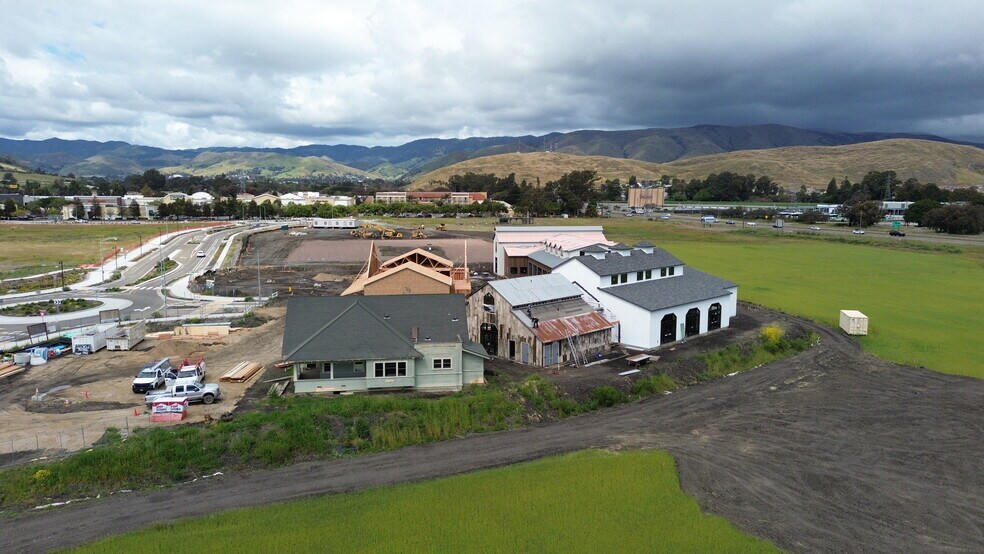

{"left": 0, "top": 0, "right": 983, "bottom": 148}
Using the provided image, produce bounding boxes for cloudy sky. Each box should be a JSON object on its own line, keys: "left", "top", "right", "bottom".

{"left": 1, "top": 0, "right": 983, "bottom": 148}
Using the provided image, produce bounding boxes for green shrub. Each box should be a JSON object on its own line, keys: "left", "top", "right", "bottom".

{"left": 591, "top": 386, "right": 627, "bottom": 408}
{"left": 632, "top": 374, "right": 677, "bottom": 396}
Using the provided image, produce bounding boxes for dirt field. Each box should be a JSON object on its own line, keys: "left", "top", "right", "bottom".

{"left": 3, "top": 308, "right": 983, "bottom": 553}
{"left": 0, "top": 308, "right": 287, "bottom": 457}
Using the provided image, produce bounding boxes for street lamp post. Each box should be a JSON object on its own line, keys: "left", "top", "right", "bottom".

{"left": 98, "top": 237, "right": 118, "bottom": 283}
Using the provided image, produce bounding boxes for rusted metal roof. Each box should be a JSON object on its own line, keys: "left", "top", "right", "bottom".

{"left": 533, "top": 311, "right": 616, "bottom": 343}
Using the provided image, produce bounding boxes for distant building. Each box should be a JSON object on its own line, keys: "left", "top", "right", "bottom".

{"left": 373, "top": 191, "right": 488, "bottom": 205}
{"left": 627, "top": 187, "right": 666, "bottom": 209}
{"left": 374, "top": 191, "right": 407, "bottom": 204}
{"left": 492, "top": 226, "right": 612, "bottom": 277}
{"left": 252, "top": 192, "right": 280, "bottom": 205}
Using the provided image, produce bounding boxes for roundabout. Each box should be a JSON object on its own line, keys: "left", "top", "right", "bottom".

{"left": 0, "top": 297, "right": 133, "bottom": 324}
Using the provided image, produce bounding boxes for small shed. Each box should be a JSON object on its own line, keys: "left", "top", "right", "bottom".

{"left": 839, "top": 310, "right": 869, "bottom": 335}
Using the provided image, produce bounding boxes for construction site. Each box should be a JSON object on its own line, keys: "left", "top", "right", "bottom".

{"left": 208, "top": 223, "right": 493, "bottom": 298}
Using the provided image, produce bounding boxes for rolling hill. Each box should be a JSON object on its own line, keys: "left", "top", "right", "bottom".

{"left": 1, "top": 124, "right": 980, "bottom": 180}
{"left": 408, "top": 152, "right": 665, "bottom": 189}
{"left": 159, "top": 152, "right": 372, "bottom": 180}
{"left": 410, "top": 139, "right": 984, "bottom": 189}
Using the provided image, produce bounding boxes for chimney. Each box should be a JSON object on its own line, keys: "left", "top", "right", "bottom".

{"left": 411, "top": 326, "right": 418, "bottom": 342}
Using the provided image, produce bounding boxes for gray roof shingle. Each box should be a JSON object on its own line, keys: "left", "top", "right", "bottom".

{"left": 527, "top": 249, "right": 565, "bottom": 269}
{"left": 282, "top": 295, "right": 469, "bottom": 362}
{"left": 602, "top": 268, "right": 737, "bottom": 311}
{"left": 569, "top": 248, "right": 683, "bottom": 275}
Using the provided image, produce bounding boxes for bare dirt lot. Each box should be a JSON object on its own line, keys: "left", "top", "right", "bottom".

{"left": 210, "top": 226, "right": 495, "bottom": 298}
{"left": 0, "top": 308, "right": 287, "bottom": 457}
{"left": 3, "top": 309, "right": 982, "bottom": 553}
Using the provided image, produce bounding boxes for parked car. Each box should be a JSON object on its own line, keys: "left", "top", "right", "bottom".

{"left": 745, "top": 222, "right": 757, "bottom": 226}
{"left": 168, "top": 360, "right": 207, "bottom": 385}
{"left": 725, "top": 220, "right": 736, "bottom": 225}
{"left": 889, "top": 230, "right": 906, "bottom": 237}
{"left": 852, "top": 229, "right": 865, "bottom": 235}
{"left": 810, "top": 226, "right": 822, "bottom": 231}
{"left": 196, "top": 250, "right": 206, "bottom": 257}
{"left": 132, "top": 359, "right": 175, "bottom": 393}
{"left": 145, "top": 381, "right": 221, "bottom": 405}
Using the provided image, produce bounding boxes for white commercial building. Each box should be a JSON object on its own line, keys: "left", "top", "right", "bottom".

{"left": 492, "top": 226, "right": 612, "bottom": 277}
{"left": 551, "top": 243, "right": 738, "bottom": 350}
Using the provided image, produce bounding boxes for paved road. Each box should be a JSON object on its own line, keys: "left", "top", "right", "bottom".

{"left": 3, "top": 309, "right": 982, "bottom": 553}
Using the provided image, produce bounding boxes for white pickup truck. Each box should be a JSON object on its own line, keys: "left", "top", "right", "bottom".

{"left": 168, "top": 357, "right": 207, "bottom": 385}
{"left": 144, "top": 381, "right": 221, "bottom": 406}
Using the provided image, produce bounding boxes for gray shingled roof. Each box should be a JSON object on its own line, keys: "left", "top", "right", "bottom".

{"left": 602, "top": 268, "right": 736, "bottom": 311}
{"left": 611, "top": 242, "right": 630, "bottom": 250}
{"left": 487, "top": 273, "right": 582, "bottom": 306}
{"left": 570, "top": 248, "right": 683, "bottom": 275}
{"left": 282, "top": 295, "right": 469, "bottom": 362}
{"left": 634, "top": 240, "right": 654, "bottom": 247}
{"left": 527, "top": 249, "right": 565, "bottom": 269}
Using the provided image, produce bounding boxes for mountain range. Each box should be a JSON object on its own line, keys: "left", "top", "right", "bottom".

{"left": 1, "top": 124, "right": 980, "bottom": 182}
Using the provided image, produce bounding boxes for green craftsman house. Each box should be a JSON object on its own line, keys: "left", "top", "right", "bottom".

{"left": 283, "top": 295, "right": 488, "bottom": 394}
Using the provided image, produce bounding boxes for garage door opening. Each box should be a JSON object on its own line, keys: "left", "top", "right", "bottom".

{"left": 660, "top": 313, "right": 677, "bottom": 345}
{"left": 685, "top": 308, "right": 700, "bottom": 337}
{"left": 708, "top": 303, "right": 722, "bottom": 331}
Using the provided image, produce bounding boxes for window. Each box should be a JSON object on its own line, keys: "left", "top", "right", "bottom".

{"left": 645, "top": 270, "right": 652, "bottom": 279}
{"left": 433, "top": 358, "right": 452, "bottom": 370}
{"left": 510, "top": 267, "right": 518, "bottom": 275}
{"left": 610, "top": 275, "right": 618, "bottom": 285}
{"left": 304, "top": 362, "right": 318, "bottom": 371}
{"left": 660, "top": 267, "right": 667, "bottom": 277}
{"left": 636, "top": 271, "right": 643, "bottom": 281}
{"left": 520, "top": 266, "right": 528, "bottom": 274}
{"left": 373, "top": 361, "right": 407, "bottom": 377}
{"left": 669, "top": 266, "right": 676, "bottom": 276}
{"left": 620, "top": 273, "right": 627, "bottom": 284}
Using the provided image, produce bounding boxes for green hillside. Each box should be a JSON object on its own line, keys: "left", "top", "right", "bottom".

{"left": 160, "top": 152, "right": 373, "bottom": 179}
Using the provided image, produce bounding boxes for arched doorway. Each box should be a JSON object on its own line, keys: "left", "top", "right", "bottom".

{"left": 685, "top": 308, "right": 700, "bottom": 337}
{"left": 480, "top": 323, "right": 498, "bottom": 355}
{"left": 660, "top": 313, "right": 677, "bottom": 345}
{"left": 708, "top": 303, "right": 722, "bottom": 330}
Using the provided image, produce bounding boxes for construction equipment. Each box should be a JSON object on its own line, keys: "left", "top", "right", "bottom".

{"left": 435, "top": 223, "right": 447, "bottom": 231}
{"left": 351, "top": 222, "right": 405, "bottom": 239}
{"left": 411, "top": 230, "right": 427, "bottom": 239}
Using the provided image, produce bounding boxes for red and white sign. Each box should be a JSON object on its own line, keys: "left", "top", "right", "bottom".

{"left": 151, "top": 397, "right": 188, "bottom": 422}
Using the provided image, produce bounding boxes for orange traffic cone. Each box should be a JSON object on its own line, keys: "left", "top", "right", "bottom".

{"left": 133, "top": 408, "right": 140, "bottom": 416}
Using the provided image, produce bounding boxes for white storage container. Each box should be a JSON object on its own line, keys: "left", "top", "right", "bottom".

{"left": 72, "top": 329, "right": 109, "bottom": 355}
{"left": 107, "top": 320, "right": 146, "bottom": 351}
{"left": 839, "top": 310, "right": 869, "bottom": 336}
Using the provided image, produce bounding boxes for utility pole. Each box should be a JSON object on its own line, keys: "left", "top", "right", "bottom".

{"left": 59, "top": 260, "right": 65, "bottom": 289}
{"left": 256, "top": 243, "right": 261, "bottom": 300}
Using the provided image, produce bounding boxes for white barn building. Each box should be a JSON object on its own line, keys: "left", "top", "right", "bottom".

{"left": 551, "top": 243, "right": 738, "bottom": 350}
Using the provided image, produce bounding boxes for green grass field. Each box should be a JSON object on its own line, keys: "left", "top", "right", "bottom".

{"left": 71, "top": 450, "right": 776, "bottom": 554}
{"left": 0, "top": 222, "right": 211, "bottom": 273}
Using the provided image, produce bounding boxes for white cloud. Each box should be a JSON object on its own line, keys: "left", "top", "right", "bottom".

{"left": 0, "top": 0, "right": 982, "bottom": 148}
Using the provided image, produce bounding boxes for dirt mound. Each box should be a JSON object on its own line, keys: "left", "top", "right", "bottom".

{"left": 148, "top": 340, "right": 207, "bottom": 361}
{"left": 312, "top": 273, "right": 335, "bottom": 282}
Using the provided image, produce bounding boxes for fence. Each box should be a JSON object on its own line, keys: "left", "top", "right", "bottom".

{"left": 0, "top": 416, "right": 136, "bottom": 455}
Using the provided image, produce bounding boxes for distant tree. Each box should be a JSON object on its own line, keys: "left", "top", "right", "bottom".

{"left": 200, "top": 203, "right": 212, "bottom": 218}
{"left": 628, "top": 175, "right": 638, "bottom": 187}
{"left": 90, "top": 203, "right": 103, "bottom": 220}
{"left": 2, "top": 198, "right": 15, "bottom": 216}
{"left": 842, "top": 199, "right": 882, "bottom": 227}
{"left": 922, "top": 205, "right": 984, "bottom": 234}
{"left": 141, "top": 169, "right": 166, "bottom": 191}
{"left": 2, "top": 172, "right": 15, "bottom": 184}
{"left": 904, "top": 199, "right": 942, "bottom": 226}
{"left": 796, "top": 211, "right": 826, "bottom": 224}
{"left": 823, "top": 178, "right": 838, "bottom": 202}
{"left": 73, "top": 202, "right": 85, "bottom": 219}
{"left": 140, "top": 184, "right": 155, "bottom": 197}
{"left": 128, "top": 200, "right": 141, "bottom": 219}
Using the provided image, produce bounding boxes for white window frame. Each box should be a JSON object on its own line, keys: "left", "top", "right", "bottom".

{"left": 432, "top": 358, "right": 452, "bottom": 370}
{"left": 373, "top": 360, "right": 407, "bottom": 378}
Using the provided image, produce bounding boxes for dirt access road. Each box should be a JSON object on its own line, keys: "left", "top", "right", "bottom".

{"left": 3, "top": 310, "right": 983, "bottom": 553}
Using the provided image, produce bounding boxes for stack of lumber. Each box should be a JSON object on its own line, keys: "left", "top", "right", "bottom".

{"left": 0, "top": 361, "right": 27, "bottom": 380}
{"left": 219, "top": 361, "right": 264, "bottom": 383}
